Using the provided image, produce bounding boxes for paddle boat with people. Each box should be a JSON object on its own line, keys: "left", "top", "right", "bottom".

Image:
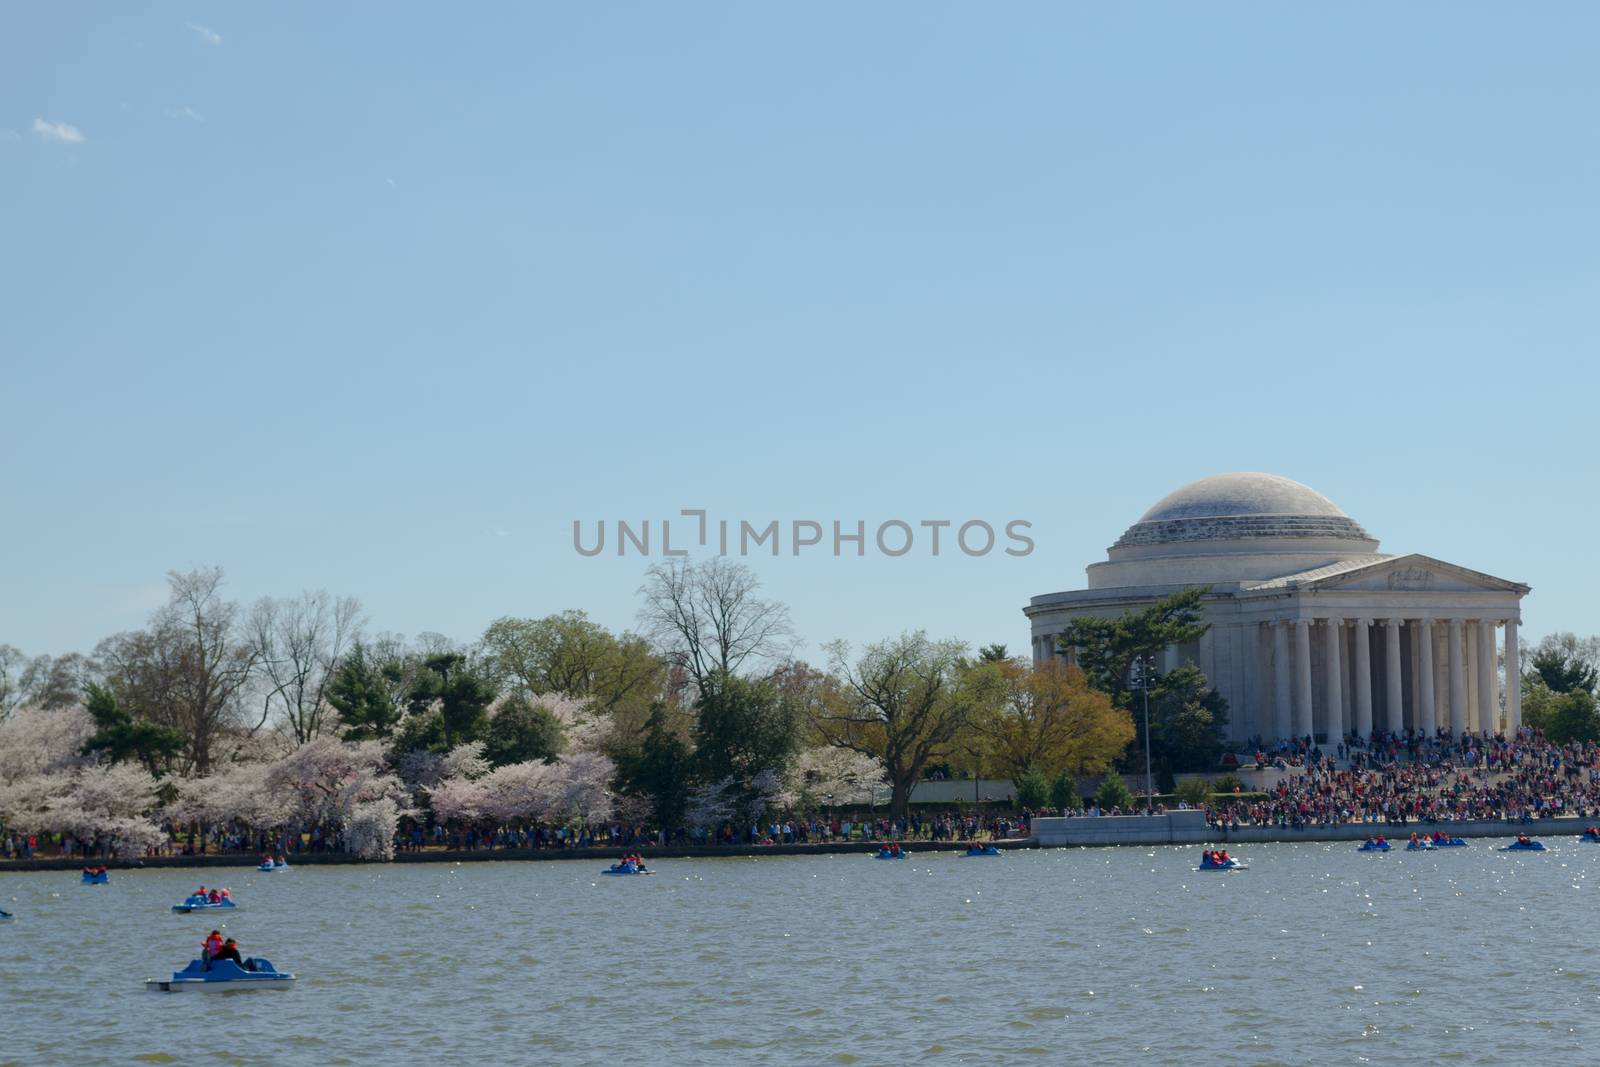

{"left": 874, "top": 845, "right": 909, "bottom": 860}
{"left": 81, "top": 866, "right": 110, "bottom": 884}
{"left": 147, "top": 956, "right": 294, "bottom": 992}
{"left": 961, "top": 843, "right": 1001, "bottom": 857}
{"left": 1502, "top": 834, "right": 1546, "bottom": 852}
{"left": 1357, "top": 837, "right": 1391, "bottom": 852}
{"left": 602, "top": 855, "right": 652, "bottom": 876}
{"left": 173, "top": 887, "right": 236, "bottom": 913}
{"left": 257, "top": 856, "right": 290, "bottom": 872}
{"left": 1197, "top": 849, "right": 1247, "bottom": 871}
{"left": 1582, "top": 826, "right": 1600, "bottom": 843}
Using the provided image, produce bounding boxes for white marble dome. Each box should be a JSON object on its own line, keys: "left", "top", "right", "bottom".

{"left": 1114, "top": 472, "right": 1372, "bottom": 549}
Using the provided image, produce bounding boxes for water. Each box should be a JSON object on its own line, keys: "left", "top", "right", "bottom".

{"left": 2, "top": 841, "right": 1597, "bottom": 1066}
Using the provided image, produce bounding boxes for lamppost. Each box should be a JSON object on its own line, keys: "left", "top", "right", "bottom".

{"left": 1131, "top": 652, "right": 1157, "bottom": 814}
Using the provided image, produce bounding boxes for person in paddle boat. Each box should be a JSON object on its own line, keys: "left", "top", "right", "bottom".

{"left": 219, "top": 888, "right": 231, "bottom": 901}
{"left": 202, "top": 930, "right": 224, "bottom": 965}
{"left": 214, "top": 938, "right": 244, "bottom": 967}
{"left": 207, "top": 888, "right": 222, "bottom": 903}
{"left": 1516, "top": 834, "right": 1532, "bottom": 846}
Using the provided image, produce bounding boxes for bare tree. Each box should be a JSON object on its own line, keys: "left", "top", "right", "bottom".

{"left": 0, "top": 645, "right": 25, "bottom": 719}
{"left": 637, "top": 558, "right": 796, "bottom": 692}
{"left": 247, "top": 591, "right": 364, "bottom": 743}
{"left": 96, "top": 567, "right": 258, "bottom": 774}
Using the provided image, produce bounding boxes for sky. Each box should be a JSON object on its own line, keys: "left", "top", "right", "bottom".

{"left": 3, "top": 3, "right": 1598, "bottom": 665}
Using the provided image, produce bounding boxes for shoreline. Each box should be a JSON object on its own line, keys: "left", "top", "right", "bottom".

{"left": 3, "top": 816, "right": 1595, "bottom": 872}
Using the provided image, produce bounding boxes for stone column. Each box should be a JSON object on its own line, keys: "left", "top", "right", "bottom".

{"left": 1440, "top": 630, "right": 1452, "bottom": 729}
{"left": 1416, "top": 619, "right": 1435, "bottom": 735}
{"left": 1448, "top": 619, "right": 1467, "bottom": 738}
{"left": 1272, "top": 622, "right": 1292, "bottom": 741}
{"left": 1323, "top": 619, "right": 1345, "bottom": 744}
{"left": 1504, "top": 617, "right": 1521, "bottom": 734}
{"left": 1353, "top": 618, "right": 1374, "bottom": 738}
{"left": 1382, "top": 619, "right": 1403, "bottom": 734}
{"left": 1294, "top": 619, "right": 1313, "bottom": 740}
{"left": 1465, "top": 622, "right": 1480, "bottom": 731}
{"left": 1478, "top": 620, "right": 1498, "bottom": 735}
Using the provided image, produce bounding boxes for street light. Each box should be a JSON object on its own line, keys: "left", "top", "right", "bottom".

{"left": 1130, "top": 652, "right": 1157, "bottom": 815}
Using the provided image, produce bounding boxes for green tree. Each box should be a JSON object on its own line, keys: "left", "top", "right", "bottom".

{"left": 977, "top": 644, "right": 1009, "bottom": 662}
{"left": 409, "top": 653, "right": 497, "bottom": 748}
{"left": 1523, "top": 681, "right": 1600, "bottom": 744}
{"left": 480, "top": 611, "right": 665, "bottom": 714}
{"left": 327, "top": 642, "right": 402, "bottom": 741}
{"left": 615, "top": 704, "right": 694, "bottom": 829}
{"left": 1057, "top": 587, "right": 1211, "bottom": 709}
{"left": 80, "top": 681, "right": 185, "bottom": 776}
{"left": 815, "top": 632, "right": 973, "bottom": 818}
{"left": 1094, "top": 770, "right": 1134, "bottom": 811}
{"left": 1526, "top": 637, "right": 1600, "bottom": 695}
{"left": 483, "top": 694, "right": 566, "bottom": 766}
{"left": 1048, "top": 771, "right": 1077, "bottom": 810}
{"left": 692, "top": 671, "right": 802, "bottom": 788}
{"left": 1014, "top": 768, "right": 1049, "bottom": 809}
{"left": 1146, "top": 663, "right": 1230, "bottom": 773}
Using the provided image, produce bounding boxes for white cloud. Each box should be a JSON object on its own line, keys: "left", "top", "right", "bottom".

{"left": 186, "top": 22, "right": 222, "bottom": 46}
{"left": 32, "top": 118, "right": 85, "bottom": 144}
{"left": 166, "top": 105, "right": 205, "bottom": 122}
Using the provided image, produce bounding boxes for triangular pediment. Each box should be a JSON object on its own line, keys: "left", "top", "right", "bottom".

{"left": 1292, "top": 554, "right": 1528, "bottom": 594}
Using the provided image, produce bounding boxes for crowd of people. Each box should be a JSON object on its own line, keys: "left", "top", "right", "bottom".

{"left": 1206, "top": 729, "right": 1600, "bottom": 829}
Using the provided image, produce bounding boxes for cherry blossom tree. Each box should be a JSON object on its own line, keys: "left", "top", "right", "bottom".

{"left": 266, "top": 736, "right": 409, "bottom": 849}
{"left": 343, "top": 796, "right": 401, "bottom": 860}
{"left": 169, "top": 762, "right": 294, "bottom": 830}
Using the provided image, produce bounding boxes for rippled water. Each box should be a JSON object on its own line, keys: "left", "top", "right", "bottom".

{"left": 2, "top": 841, "right": 1597, "bottom": 1066}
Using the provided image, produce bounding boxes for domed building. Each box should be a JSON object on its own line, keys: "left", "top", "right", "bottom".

{"left": 1025, "top": 473, "right": 1529, "bottom": 744}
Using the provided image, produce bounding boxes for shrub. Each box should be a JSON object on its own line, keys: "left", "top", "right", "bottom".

{"left": 1212, "top": 773, "right": 1242, "bottom": 795}
{"left": 1094, "top": 770, "right": 1134, "bottom": 811}
{"left": 1172, "top": 777, "right": 1211, "bottom": 808}
{"left": 1015, "top": 769, "right": 1049, "bottom": 810}
{"left": 1048, "top": 771, "right": 1078, "bottom": 811}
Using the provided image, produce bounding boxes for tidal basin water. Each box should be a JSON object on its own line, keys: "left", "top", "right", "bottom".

{"left": 2, "top": 841, "right": 1598, "bottom": 1066}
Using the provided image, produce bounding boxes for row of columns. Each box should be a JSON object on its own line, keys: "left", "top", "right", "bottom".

{"left": 1271, "top": 616, "right": 1520, "bottom": 741}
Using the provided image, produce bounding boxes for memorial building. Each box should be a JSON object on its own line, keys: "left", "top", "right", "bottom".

{"left": 1025, "top": 473, "right": 1529, "bottom": 743}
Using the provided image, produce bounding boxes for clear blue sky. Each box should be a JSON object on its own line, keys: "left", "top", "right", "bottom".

{"left": 4, "top": 3, "right": 1596, "bottom": 663}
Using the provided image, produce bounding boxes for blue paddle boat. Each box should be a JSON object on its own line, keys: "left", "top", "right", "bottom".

{"left": 962, "top": 845, "right": 1001, "bottom": 857}
{"left": 1502, "top": 838, "right": 1546, "bottom": 852}
{"left": 1431, "top": 836, "right": 1469, "bottom": 847}
{"left": 146, "top": 957, "right": 295, "bottom": 992}
{"left": 1581, "top": 828, "right": 1600, "bottom": 843}
{"left": 1197, "top": 856, "right": 1247, "bottom": 871}
{"left": 81, "top": 868, "right": 110, "bottom": 884}
{"left": 257, "top": 859, "right": 289, "bottom": 872}
{"left": 1404, "top": 841, "right": 1434, "bottom": 851}
{"left": 601, "top": 861, "right": 652, "bottom": 876}
{"left": 1356, "top": 839, "right": 1391, "bottom": 852}
{"left": 874, "top": 848, "right": 909, "bottom": 860}
{"left": 173, "top": 895, "right": 237, "bottom": 913}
